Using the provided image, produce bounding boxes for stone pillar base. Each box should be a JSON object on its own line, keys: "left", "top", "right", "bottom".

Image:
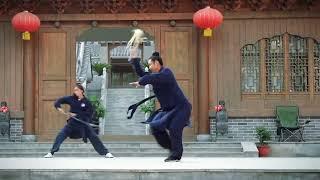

{"left": 196, "top": 134, "right": 212, "bottom": 142}
{"left": 10, "top": 119, "right": 23, "bottom": 142}
{"left": 22, "top": 135, "right": 37, "bottom": 142}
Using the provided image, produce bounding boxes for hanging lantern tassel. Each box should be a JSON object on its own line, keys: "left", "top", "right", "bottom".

{"left": 204, "top": 28, "right": 212, "bottom": 37}
{"left": 22, "top": 31, "right": 31, "bottom": 40}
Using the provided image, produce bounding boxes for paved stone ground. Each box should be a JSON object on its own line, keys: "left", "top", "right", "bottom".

{"left": 0, "top": 157, "right": 320, "bottom": 172}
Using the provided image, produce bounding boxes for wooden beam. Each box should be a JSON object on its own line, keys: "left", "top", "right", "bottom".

{"left": 1, "top": 11, "right": 320, "bottom": 22}
{"left": 0, "top": 13, "right": 194, "bottom": 22}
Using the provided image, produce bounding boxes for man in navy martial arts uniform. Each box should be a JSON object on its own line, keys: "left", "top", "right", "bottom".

{"left": 44, "top": 84, "right": 114, "bottom": 158}
{"left": 129, "top": 48, "right": 192, "bottom": 162}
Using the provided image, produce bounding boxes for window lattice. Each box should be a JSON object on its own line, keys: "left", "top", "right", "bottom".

{"left": 241, "top": 43, "right": 260, "bottom": 93}
{"left": 266, "top": 36, "right": 284, "bottom": 92}
{"left": 315, "top": 41, "right": 320, "bottom": 92}
{"left": 289, "top": 35, "right": 309, "bottom": 92}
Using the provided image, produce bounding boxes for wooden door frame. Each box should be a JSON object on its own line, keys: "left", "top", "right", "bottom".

{"left": 159, "top": 25, "right": 199, "bottom": 135}
{"left": 35, "top": 26, "right": 73, "bottom": 138}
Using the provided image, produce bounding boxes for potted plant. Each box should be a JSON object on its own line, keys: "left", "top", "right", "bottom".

{"left": 140, "top": 100, "right": 155, "bottom": 114}
{"left": 88, "top": 96, "right": 106, "bottom": 134}
{"left": 256, "top": 127, "right": 271, "bottom": 157}
{"left": 92, "top": 63, "right": 111, "bottom": 76}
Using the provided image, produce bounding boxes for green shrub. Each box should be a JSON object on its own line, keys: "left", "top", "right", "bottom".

{"left": 88, "top": 96, "right": 105, "bottom": 119}
{"left": 140, "top": 100, "right": 155, "bottom": 114}
{"left": 256, "top": 127, "right": 271, "bottom": 145}
{"left": 92, "top": 63, "right": 111, "bottom": 76}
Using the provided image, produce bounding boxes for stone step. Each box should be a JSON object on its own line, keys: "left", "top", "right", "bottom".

{"left": 0, "top": 142, "right": 241, "bottom": 148}
{"left": 0, "top": 142, "right": 251, "bottom": 157}
{"left": 0, "top": 158, "right": 317, "bottom": 180}
{"left": 0, "top": 152, "right": 245, "bottom": 158}
{"left": 105, "top": 88, "right": 146, "bottom": 135}
{"left": 106, "top": 89, "right": 145, "bottom": 94}
{"left": 104, "top": 121, "right": 145, "bottom": 124}
{"left": 0, "top": 147, "right": 242, "bottom": 153}
{"left": 0, "top": 137, "right": 9, "bottom": 142}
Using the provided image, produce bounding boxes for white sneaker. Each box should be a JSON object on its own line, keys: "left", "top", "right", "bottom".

{"left": 44, "top": 152, "right": 53, "bottom": 158}
{"left": 105, "top": 152, "right": 114, "bottom": 158}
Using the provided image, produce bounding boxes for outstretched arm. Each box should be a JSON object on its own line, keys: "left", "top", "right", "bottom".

{"left": 128, "top": 46, "right": 148, "bottom": 77}
{"left": 130, "top": 69, "right": 174, "bottom": 87}
{"left": 139, "top": 69, "right": 173, "bottom": 86}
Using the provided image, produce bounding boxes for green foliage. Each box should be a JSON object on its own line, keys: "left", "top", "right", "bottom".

{"left": 256, "top": 127, "right": 271, "bottom": 145}
{"left": 141, "top": 60, "right": 151, "bottom": 72}
{"left": 88, "top": 96, "right": 105, "bottom": 119}
{"left": 92, "top": 63, "right": 112, "bottom": 76}
{"left": 140, "top": 100, "right": 155, "bottom": 114}
{"left": 142, "top": 60, "right": 149, "bottom": 69}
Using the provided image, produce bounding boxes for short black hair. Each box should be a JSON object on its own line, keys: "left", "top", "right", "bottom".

{"left": 75, "top": 83, "right": 85, "bottom": 93}
{"left": 149, "top": 51, "right": 163, "bottom": 66}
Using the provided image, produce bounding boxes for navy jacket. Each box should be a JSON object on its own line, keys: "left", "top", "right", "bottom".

{"left": 130, "top": 58, "right": 189, "bottom": 111}
{"left": 54, "top": 95, "right": 93, "bottom": 120}
{"left": 54, "top": 95, "right": 93, "bottom": 138}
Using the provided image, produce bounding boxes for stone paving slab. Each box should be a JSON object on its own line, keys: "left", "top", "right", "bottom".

{"left": 0, "top": 157, "right": 319, "bottom": 173}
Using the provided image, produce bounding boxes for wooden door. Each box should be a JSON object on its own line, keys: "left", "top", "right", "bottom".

{"left": 160, "top": 26, "right": 197, "bottom": 136}
{"left": 36, "top": 28, "right": 72, "bottom": 140}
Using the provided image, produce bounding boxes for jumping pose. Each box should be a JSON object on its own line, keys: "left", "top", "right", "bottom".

{"left": 44, "top": 84, "right": 114, "bottom": 158}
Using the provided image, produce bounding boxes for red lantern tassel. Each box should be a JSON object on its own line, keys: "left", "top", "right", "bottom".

{"left": 204, "top": 28, "right": 212, "bottom": 37}
{"left": 22, "top": 31, "right": 31, "bottom": 40}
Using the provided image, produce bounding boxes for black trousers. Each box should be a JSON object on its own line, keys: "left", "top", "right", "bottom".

{"left": 50, "top": 125, "right": 109, "bottom": 155}
{"left": 151, "top": 124, "right": 185, "bottom": 159}
{"left": 150, "top": 103, "right": 191, "bottom": 159}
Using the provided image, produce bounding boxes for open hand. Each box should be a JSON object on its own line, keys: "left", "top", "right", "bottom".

{"left": 57, "top": 108, "right": 66, "bottom": 114}
{"left": 129, "top": 81, "right": 141, "bottom": 88}
{"left": 129, "top": 46, "right": 139, "bottom": 58}
{"left": 68, "top": 113, "right": 77, "bottom": 117}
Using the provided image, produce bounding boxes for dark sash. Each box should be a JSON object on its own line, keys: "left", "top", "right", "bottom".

{"left": 127, "top": 95, "right": 156, "bottom": 119}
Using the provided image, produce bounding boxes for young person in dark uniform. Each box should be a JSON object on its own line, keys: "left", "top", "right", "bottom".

{"left": 44, "top": 84, "right": 114, "bottom": 158}
{"left": 129, "top": 48, "right": 192, "bottom": 162}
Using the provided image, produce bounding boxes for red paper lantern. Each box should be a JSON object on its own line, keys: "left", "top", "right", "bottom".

{"left": 12, "top": 11, "right": 40, "bottom": 40}
{"left": 193, "top": 6, "right": 223, "bottom": 37}
{"left": 214, "top": 105, "right": 223, "bottom": 112}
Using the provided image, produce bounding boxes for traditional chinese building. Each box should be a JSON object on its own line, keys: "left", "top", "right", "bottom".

{"left": 0, "top": 0, "right": 320, "bottom": 141}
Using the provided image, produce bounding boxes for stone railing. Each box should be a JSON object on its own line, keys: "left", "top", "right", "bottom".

{"left": 99, "top": 67, "right": 108, "bottom": 135}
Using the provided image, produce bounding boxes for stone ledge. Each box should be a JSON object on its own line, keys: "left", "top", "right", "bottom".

{"left": 0, "top": 158, "right": 319, "bottom": 172}
{"left": 9, "top": 111, "right": 24, "bottom": 119}
{"left": 269, "top": 143, "right": 320, "bottom": 157}
{"left": 241, "top": 142, "right": 259, "bottom": 157}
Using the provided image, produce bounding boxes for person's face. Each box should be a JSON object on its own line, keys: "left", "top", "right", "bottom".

{"left": 148, "top": 59, "right": 160, "bottom": 73}
{"left": 73, "top": 86, "right": 83, "bottom": 98}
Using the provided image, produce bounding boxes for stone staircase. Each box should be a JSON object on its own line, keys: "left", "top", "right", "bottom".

{"left": 104, "top": 88, "right": 147, "bottom": 135}
{"left": 0, "top": 141, "right": 257, "bottom": 158}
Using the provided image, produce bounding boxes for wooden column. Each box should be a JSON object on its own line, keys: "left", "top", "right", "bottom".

{"left": 282, "top": 33, "right": 291, "bottom": 101}
{"left": 198, "top": 33, "right": 210, "bottom": 134}
{"left": 308, "top": 39, "right": 315, "bottom": 102}
{"left": 284, "top": 33, "right": 289, "bottom": 100}
{"left": 260, "top": 39, "right": 267, "bottom": 99}
{"left": 23, "top": 38, "right": 35, "bottom": 135}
